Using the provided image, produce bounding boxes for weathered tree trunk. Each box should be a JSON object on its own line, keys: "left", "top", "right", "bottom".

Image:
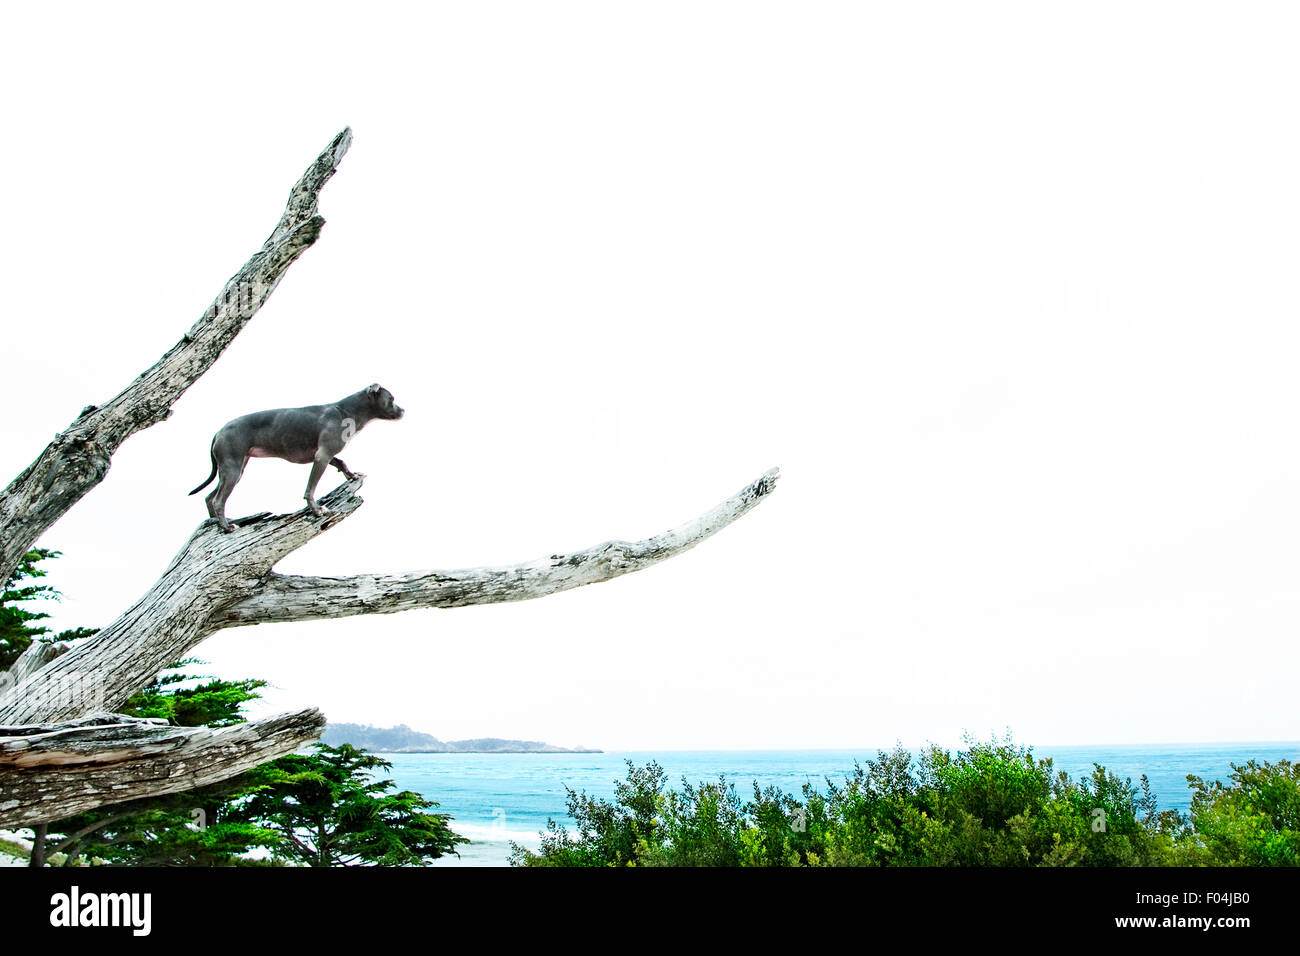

{"left": 28, "top": 823, "right": 46, "bottom": 868}
{"left": 0, "top": 710, "right": 325, "bottom": 828}
{"left": 0, "top": 128, "right": 780, "bottom": 830}
{"left": 0, "top": 130, "right": 354, "bottom": 829}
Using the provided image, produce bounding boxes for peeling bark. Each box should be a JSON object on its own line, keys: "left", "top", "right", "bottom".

{"left": 0, "top": 709, "right": 324, "bottom": 827}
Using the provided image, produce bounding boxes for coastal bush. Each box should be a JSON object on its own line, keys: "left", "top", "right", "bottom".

{"left": 520, "top": 761, "right": 669, "bottom": 866}
{"left": 510, "top": 735, "right": 1198, "bottom": 867}
{"left": 1185, "top": 760, "right": 1300, "bottom": 866}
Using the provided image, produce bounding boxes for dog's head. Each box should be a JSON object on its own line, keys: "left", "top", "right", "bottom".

{"left": 366, "top": 383, "right": 405, "bottom": 420}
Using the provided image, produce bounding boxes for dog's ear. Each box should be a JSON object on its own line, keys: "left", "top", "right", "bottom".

{"left": 367, "top": 383, "right": 381, "bottom": 397}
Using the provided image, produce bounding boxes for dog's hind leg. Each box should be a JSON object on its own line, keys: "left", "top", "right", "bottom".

{"left": 207, "top": 454, "right": 248, "bottom": 533}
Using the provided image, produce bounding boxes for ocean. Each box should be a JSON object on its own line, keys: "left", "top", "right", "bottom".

{"left": 377, "top": 741, "right": 1300, "bottom": 866}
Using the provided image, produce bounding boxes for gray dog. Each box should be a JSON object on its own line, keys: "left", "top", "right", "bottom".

{"left": 190, "top": 384, "right": 405, "bottom": 532}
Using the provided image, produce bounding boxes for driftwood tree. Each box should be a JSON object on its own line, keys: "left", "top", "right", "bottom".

{"left": 0, "top": 130, "right": 779, "bottom": 830}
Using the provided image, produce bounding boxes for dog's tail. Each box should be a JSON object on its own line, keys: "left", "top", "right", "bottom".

{"left": 188, "top": 445, "right": 217, "bottom": 496}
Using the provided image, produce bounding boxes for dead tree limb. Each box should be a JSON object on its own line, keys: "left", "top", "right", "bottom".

{"left": 0, "top": 128, "right": 353, "bottom": 586}
{"left": 0, "top": 467, "right": 779, "bottom": 726}
{"left": 219, "top": 468, "right": 781, "bottom": 625}
{"left": 0, "top": 709, "right": 324, "bottom": 827}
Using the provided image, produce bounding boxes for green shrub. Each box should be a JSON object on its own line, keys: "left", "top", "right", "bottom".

{"left": 511, "top": 734, "right": 1251, "bottom": 867}
{"left": 1187, "top": 760, "right": 1300, "bottom": 866}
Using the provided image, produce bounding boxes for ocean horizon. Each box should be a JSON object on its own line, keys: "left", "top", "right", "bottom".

{"left": 370, "top": 740, "right": 1300, "bottom": 866}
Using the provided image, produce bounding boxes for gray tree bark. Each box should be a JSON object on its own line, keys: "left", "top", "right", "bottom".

{"left": 0, "top": 710, "right": 325, "bottom": 828}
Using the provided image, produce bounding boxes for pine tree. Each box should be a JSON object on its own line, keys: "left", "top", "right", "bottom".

{"left": 0, "top": 549, "right": 97, "bottom": 670}
{"left": 234, "top": 743, "right": 467, "bottom": 866}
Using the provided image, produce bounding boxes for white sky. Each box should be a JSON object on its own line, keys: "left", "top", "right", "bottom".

{"left": 3, "top": 2, "right": 1298, "bottom": 750}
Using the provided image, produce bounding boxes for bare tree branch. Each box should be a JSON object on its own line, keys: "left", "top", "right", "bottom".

{"left": 0, "top": 468, "right": 780, "bottom": 725}
{"left": 219, "top": 467, "right": 783, "bottom": 626}
{"left": 0, "top": 709, "right": 324, "bottom": 827}
{"left": 0, "top": 128, "right": 353, "bottom": 585}
{"left": 0, "top": 478, "right": 364, "bottom": 725}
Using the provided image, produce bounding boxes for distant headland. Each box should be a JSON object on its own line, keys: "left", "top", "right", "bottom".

{"left": 321, "top": 722, "right": 602, "bottom": 754}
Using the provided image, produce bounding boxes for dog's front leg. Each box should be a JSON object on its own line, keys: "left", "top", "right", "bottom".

{"left": 304, "top": 449, "right": 334, "bottom": 517}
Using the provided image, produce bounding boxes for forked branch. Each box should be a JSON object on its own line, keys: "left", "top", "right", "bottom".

{"left": 0, "top": 469, "right": 779, "bottom": 726}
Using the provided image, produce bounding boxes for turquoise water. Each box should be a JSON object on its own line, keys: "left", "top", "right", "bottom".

{"left": 382, "top": 742, "right": 1300, "bottom": 866}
